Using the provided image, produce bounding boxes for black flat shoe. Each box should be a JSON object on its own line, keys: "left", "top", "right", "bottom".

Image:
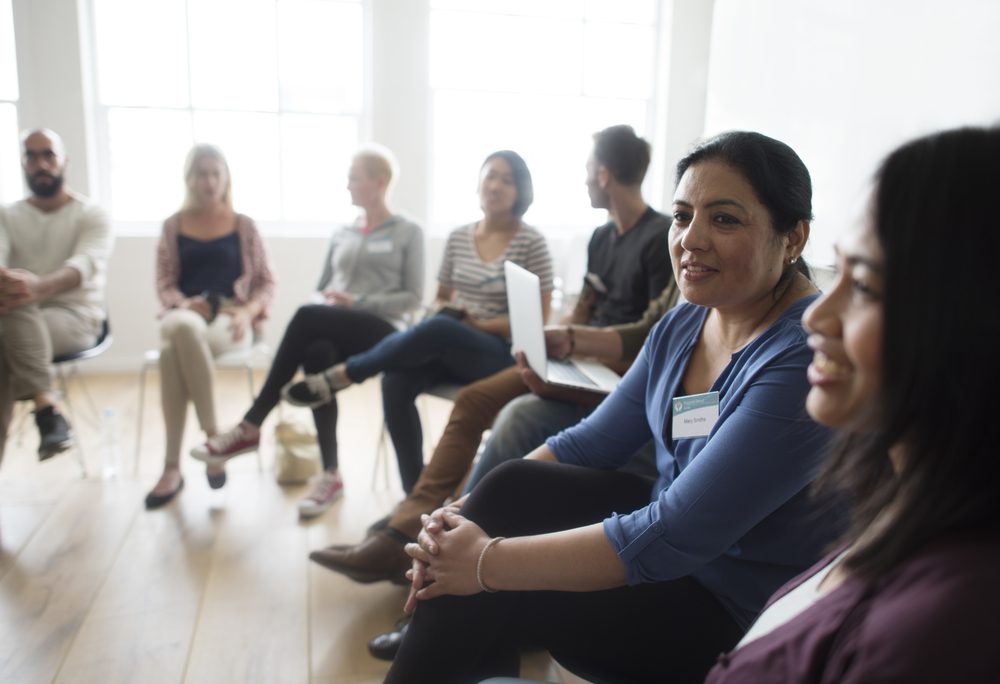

{"left": 145, "top": 477, "right": 184, "bottom": 509}
{"left": 368, "top": 616, "right": 410, "bottom": 661}
{"left": 207, "top": 470, "right": 227, "bottom": 489}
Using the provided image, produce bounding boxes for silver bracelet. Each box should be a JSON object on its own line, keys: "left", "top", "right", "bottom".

{"left": 476, "top": 536, "right": 505, "bottom": 593}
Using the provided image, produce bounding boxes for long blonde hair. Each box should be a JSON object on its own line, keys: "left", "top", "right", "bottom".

{"left": 182, "top": 143, "right": 233, "bottom": 211}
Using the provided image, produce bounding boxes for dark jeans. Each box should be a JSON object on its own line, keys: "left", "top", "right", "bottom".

{"left": 244, "top": 304, "right": 395, "bottom": 470}
{"left": 385, "top": 460, "right": 744, "bottom": 684}
{"left": 345, "top": 314, "right": 513, "bottom": 493}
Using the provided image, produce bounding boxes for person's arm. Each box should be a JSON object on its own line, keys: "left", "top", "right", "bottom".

{"left": 466, "top": 291, "right": 550, "bottom": 338}
{"left": 155, "top": 217, "right": 187, "bottom": 311}
{"left": 607, "top": 344, "right": 831, "bottom": 585}
{"left": 612, "top": 280, "right": 681, "bottom": 361}
{"left": 562, "top": 284, "right": 596, "bottom": 325}
{"left": 407, "top": 515, "right": 626, "bottom": 606}
{"left": 4, "top": 202, "right": 114, "bottom": 309}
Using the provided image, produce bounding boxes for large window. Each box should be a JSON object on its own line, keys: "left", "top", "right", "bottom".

{"left": 0, "top": 0, "right": 20, "bottom": 205}
{"left": 90, "top": 0, "right": 365, "bottom": 227}
{"left": 428, "top": 0, "right": 661, "bottom": 232}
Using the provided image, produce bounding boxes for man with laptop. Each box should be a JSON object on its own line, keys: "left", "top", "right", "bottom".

{"left": 309, "top": 125, "right": 674, "bottom": 622}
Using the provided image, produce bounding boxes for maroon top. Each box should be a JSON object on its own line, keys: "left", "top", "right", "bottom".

{"left": 706, "top": 535, "right": 1000, "bottom": 683}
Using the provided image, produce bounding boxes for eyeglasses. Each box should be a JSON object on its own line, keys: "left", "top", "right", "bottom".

{"left": 22, "top": 150, "right": 60, "bottom": 165}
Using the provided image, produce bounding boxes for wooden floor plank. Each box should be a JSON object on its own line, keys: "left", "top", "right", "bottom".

{"left": 0, "top": 480, "right": 140, "bottom": 683}
{"left": 0, "top": 372, "right": 576, "bottom": 682}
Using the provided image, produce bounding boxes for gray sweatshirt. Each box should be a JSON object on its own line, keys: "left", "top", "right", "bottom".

{"left": 314, "top": 215, "right": 424, "bottom": 323}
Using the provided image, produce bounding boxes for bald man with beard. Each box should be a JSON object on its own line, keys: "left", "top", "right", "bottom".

{"left": 0, "top": 128, "right": 113, "bottom": 464}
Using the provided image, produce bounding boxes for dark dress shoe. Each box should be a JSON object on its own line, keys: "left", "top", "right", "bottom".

{"left": 308, "top": 531, "right": 410, "bottom": 584}
{"left": 368, "top": 617, "right": 410, "bottom": 661}
{"left": 145, "top": 477, "right": 184, "bottom": 509}
{"left": 365, "top": 512, "right": 392, "bottom": 537}
{"left": 35, "top": 406, "right": 74, "bottom": 461}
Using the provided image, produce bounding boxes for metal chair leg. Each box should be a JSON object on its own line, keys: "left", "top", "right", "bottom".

{"left": 135, "top": 362, "right": 149, "bottom": 476}
{"left": 57, "top": 365, "right": 88, "bottom": 479}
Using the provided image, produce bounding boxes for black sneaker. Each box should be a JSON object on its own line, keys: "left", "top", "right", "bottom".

{"left": 35, "top": 406, "right": 74, "bottom": 461}
{"left": 280, "top": 372, "right": 337, "bottom": 408}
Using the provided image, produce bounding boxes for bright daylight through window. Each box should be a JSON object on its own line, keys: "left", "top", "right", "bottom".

{"left": 0, "top": 0, "right": 21, "bottom": 204}
{"left": 429, "top": 0, "right": 660, "bottom": 233}
{"left": 91, "top": 0, "right": 363, "bottom": 226}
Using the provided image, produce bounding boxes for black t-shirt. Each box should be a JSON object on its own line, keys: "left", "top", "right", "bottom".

{"left": 583, "top": 207, "right": 672, "bottom": 327}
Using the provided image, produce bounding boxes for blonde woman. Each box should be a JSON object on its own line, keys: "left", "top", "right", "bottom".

{"left": 191, "top": 146, "right": 424, "bottom": 518}
{"left": 145, "top": 144, "right": 275, "bottom": 509}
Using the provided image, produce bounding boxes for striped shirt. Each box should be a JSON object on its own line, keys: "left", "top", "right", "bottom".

{"left": 438, "top": 222, "right": 553, "bottom": 320}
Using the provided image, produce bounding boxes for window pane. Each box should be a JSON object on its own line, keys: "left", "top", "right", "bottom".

{"left": 0, "top": 0, "right": 18, "bottom": 101}
{"left": 0, "top": 103, "right": 21, "bottom": 204}
{"left": 431, "top": 91, "right": 647, "bottom": 230}
{"left": 430, "top": 0, "right": 583, "bottom": 19}
{"left": 93, "top": 0, "right": 188, "bottom": 107}
{"left": 189, "top": 0, "right": 279, "bottom": 111}
{"left": 585, "top": 0, "right": 657, "bottom": 24}
{"left": 193, "top": 111, "right": 282, "bottom": 220}
{"left": 583, "top": 22, "right": 654, "bottom": 98}
{"left": 280, "top": 113, "right": 358, "bottom": 223}
{"left": 279, "top": 0, "right": 363, "bottom": 113}
{"left": 431, "top": 11, "right": 582, "bottom": 94}
{"left": 107, "top": 108, "right": 193, "bottom": 221}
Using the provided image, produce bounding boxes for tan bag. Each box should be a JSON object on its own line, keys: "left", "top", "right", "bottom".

{"left": 273, "top": 420, "right": 321, "bottom": 485}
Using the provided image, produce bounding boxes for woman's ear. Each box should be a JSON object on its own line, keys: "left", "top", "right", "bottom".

{"left": 786, "top": 220, "right": 810, "bottom": 260}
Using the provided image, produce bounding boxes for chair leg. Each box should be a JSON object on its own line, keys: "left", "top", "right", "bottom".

{"left": 243, "top": 363, "right": 263, "bottom": 473}
{"left": 372, "top": 419, "right": 391, "bottom": 491}
{"left": 135, "top": 363, "right": 149, "bottom": 476}
{"left": 57, "top": 366, "right": 88, "bottom": 479}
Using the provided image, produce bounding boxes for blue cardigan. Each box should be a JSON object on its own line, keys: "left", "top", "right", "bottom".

{"left": 547, "top": 295, "right": 841, "bottom": 629}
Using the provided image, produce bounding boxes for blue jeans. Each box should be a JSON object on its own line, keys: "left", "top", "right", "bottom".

{"left": 463, "top": 394, "right": 594, "bottom": 494}
{"left": 345, "top": 314, "right": 513, "bottom": 492}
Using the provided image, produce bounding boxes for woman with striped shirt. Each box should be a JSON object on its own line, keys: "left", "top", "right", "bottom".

{"left": 284, "top": 150, "right": 553, "bottom": 494}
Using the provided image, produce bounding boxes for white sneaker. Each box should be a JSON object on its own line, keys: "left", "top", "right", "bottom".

{"left": 298, "top": 470, "right": 344, "bottom": 519}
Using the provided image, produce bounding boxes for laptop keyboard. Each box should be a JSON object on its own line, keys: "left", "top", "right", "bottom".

{"left": 547, "top": 359, "right": 597, "bottom": 388}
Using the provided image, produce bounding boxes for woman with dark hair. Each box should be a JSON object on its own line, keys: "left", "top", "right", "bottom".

{"left": 704, "top": 126, "right": 1000, "bottom": 682}
{"left": 281, "top": 150, "right": 553, "bottom": 495}
{"left": 383, "top": 131, "right": 844, "bottom": 684}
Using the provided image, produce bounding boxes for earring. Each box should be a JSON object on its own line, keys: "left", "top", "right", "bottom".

{"left": 788, "top": 255, "right": 798, "bottom": 265}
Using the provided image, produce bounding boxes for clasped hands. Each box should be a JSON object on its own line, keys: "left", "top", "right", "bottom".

{"left": 402, "top": 497, "right": 492, "bottom": 614}
{"left": 179, "top": 296, "right": 252, "bottom": 342}
{"left": 0, "top": 267, "right": 41, "bottom": 314}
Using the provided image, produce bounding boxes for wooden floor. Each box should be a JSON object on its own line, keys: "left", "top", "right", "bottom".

{"left": 0, "top": 371, "right": 564, "bottom": 684}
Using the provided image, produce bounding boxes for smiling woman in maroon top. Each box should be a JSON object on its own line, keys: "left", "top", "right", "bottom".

{"left": 706, "top": 126, "right": 1000, "bottom": 683}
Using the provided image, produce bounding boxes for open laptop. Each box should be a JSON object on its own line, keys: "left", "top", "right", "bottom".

{"left": 504, "top": 260, "right": 621, "bottom": 394}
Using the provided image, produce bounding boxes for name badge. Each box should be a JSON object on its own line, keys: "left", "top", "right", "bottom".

{"left": 367, "top": 240, "right": 392, "bottom": 254}
{"left": 671, "top": 391, "right": 720, "bottom": 439}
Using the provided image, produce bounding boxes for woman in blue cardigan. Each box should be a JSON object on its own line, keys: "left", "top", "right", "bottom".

{"left": 385, "top": 131, "right": 845, "bottom": 684}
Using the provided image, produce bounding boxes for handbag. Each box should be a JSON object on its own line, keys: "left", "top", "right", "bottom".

{"left": 273, "top": 419, "right": 321, "bottom": 485}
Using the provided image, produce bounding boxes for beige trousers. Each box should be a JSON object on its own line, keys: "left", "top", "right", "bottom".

{"left": 0, "top": 303, "right": 101, "bottom": 465}
{"left": 159, "top": 308, "right": 251, "bottom": 468}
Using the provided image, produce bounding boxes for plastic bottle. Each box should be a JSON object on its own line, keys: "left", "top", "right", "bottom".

{"left": 100, "top": 407, "right": 121, "bottom": 480}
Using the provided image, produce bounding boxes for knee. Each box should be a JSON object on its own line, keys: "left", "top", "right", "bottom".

{"left": 160, "top": 309, "right": 205, "bottom": 345}
{"left": 288, "top": 304, "right": 324, "bottom": 332}
{"left": 412, "top": 315, "right": 459, "bottom": 339}
{"left": 302, "top": 339, "right": 338, "bottom": 373}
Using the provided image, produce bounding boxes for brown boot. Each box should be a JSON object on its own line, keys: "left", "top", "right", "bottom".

{"left": 309, "top": 531, "right": 410, "bottom": 585}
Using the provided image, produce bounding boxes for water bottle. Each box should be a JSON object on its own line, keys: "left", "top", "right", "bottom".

{"left": 100, "top": 407, "right": 121, "bottom": 480}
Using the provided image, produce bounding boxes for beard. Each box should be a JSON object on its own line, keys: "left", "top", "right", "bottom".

{"left": 27, "top": 171, "right": 64, "bottom": 198}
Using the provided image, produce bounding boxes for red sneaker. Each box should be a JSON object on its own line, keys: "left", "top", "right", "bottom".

{"left": 190, "top": 424, "right": 260, "bottom": 465}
